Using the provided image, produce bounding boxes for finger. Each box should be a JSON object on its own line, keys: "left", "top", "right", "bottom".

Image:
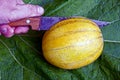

{"left": 14, "top": 26, "right": 29, "bottom": 34}
{"left": 9, "top": 4, "right": 44, "bottom": 21}
{"left": 0, "top": 25, "right": 14, "bottom": 38}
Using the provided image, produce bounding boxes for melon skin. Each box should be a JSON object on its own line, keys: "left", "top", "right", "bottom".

{"left": 42, "top": 18, "right": 104, "bottom": 69}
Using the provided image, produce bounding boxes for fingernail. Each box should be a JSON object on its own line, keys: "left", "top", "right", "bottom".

{"left": 37, "top": 7, "right": 44, "bottom": 14}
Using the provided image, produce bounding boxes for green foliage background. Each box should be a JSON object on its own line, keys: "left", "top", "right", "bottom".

{"left": 0, "top": 0, "right": 120, "bottom": 80}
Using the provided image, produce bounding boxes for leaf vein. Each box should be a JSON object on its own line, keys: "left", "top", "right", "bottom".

{"left": 104, "top": 40, "right": 120, "bottom": 43}
{"left": 98, "top": 3, "right": 120, "bottom": 20}
{"left": 46, "top": 0, "right": 71, "bottom": 16}
{"left": 0, "top": 39, "right": 40, "bottom": 78}
{"left": 18, "top": 36, "right": 40, "bottom": 54}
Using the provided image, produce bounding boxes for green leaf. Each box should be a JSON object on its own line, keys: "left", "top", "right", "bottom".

{"left": 0, "top": 0, "right": 120, "bottom": 80}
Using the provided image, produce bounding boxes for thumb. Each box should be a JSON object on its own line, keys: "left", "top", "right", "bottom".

{"left": 9, "top": 4, "right": 44, "bottom": 21}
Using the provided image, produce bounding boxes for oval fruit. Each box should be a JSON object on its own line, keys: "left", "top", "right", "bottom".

{"left": 42, "top": 17, "right": 104, "bottom": 69}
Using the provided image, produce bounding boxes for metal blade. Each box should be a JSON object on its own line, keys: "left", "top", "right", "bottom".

{"left": 39, "top": 17, "right": 111, "bottom": 30}
{"left": 40, "top": 17, "right": 67, "bottom": 30}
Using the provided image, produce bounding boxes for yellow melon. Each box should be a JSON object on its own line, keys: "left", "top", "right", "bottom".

{"left": 42, "top": 17, "right": 104, "bottom": 69}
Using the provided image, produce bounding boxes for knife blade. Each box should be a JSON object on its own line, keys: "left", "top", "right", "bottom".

{"left": 8, "top": 16, "right": 111, "bottom": 30}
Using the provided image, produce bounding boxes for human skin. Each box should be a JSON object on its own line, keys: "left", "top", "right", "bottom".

{"left": 0, "top": 0, "right": 44, "bottom": 37}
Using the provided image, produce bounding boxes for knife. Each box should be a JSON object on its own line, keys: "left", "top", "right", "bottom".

{"left": 7, "top": 16, "right": 111, "bottom": 31}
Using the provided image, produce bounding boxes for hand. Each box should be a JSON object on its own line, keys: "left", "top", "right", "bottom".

{"left": 0, "top": 0, "right": 44, "bottom": 37}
